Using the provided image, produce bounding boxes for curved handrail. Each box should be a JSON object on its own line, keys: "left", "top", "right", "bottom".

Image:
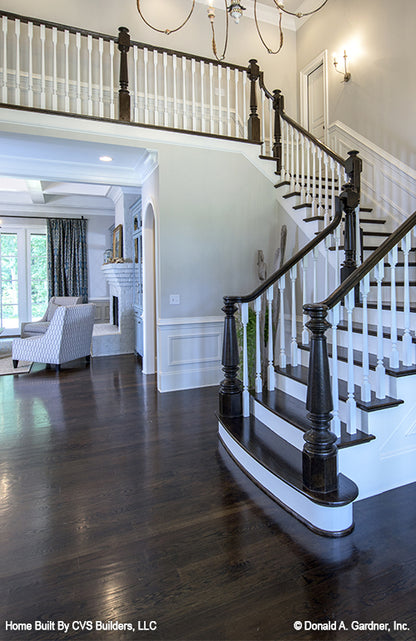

{"left": 225, "top": 198, "right": 343, "bottom": 304}
{"left": 258, "top": 71, "right": 345, "bottom": 167}
{"left": 322, "top": 210, "right": 416, "bottom": 310}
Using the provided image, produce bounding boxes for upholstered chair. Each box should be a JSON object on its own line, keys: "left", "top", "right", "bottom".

{"left": 13, "top": 304, "right": 95, "bottom": 372}
{"left": 20, "top": 296, "right": 83, "bottom": 337}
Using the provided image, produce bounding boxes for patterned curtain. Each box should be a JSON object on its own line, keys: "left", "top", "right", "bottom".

{"left": 47, "top": 218, "right": 88, "bottom": 302}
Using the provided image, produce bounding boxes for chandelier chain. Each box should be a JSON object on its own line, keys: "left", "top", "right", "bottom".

{"left": 254, "top": 0, "right": 283, "bottom": 55}
{"left": 210, "top": 0, "right": 230, "bottom": 62}
{"left": 276, "top": 0, "right": 329, "bottom": 18}
{"left": 136, "top": 0, "right": 195, "bottom": 35}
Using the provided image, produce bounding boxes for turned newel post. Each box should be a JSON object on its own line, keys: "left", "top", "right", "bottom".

{"left": 345, "top": 149, "right": 362, "bottom": 194}
{"left": 247, "top": 59, "right": 261, "bottom": 143}
{"left": 302, "top": 303, "right": 338, "bottom": 493}
{"left": 340, "top": 151, "right": 362, "bottom": 288}
{"left": 219, "top": 297, "right": 242, "bottom": 417}
{"left": 118, "top": 26, "right": 131, "bottom": 122}
{"left": 272, "top": 89, "right": 284, "bottom": 172}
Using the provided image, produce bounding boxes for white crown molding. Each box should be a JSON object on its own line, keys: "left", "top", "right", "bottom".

{"left": 0, "top": 202, "right": 115, "bottom": 217}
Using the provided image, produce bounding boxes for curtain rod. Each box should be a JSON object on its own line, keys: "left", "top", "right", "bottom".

{"left": 0, "top": 215, "right": 85, "bottom": 221}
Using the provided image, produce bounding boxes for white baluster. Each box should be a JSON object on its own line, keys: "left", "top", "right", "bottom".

{"left": 300, "top": 134, "right": 306, "bottom": 201}
{"left": 279, "top": 115, "right": 285, "bottom": 181}
{"left": 241, "top": 302, "right": 250, "bottom": 416}
{"left": 87, "top": 34, "right": 93, "bottom": 115}
{"left": 290, "top": 265, "right": 298, "bottom": 367}
{"left": 200, "top": 60, "right": 205, "bottom": 132}
{"left": 164, "top": 51, "right": 168, "bottom": 127}
{"left": 267, "top": 286, "right": 275, "bottom": 390}
{"left": 27, "top": 21, "right": 33, "bottom": 107}
{"left": 388, "top": 245, "right": 399, "bottom": 368}
{"left": 153, "top": 49, "right": 159, "bottom": 126}
{"left": 317, "top": 148, "right": 323, "bottom": 214}
{"left": 334, "top": 216, "right": 341, "bottom": 289}
{"left": 190, "top": 58, "right": 196, "bottom": 130}
{"left": 360, "top": 273, "right": 371, "bottom": 402}
{"left": 209, "top": 62, "right": 214, "bottom": 133}
{"left": 294, "top": 129, "right": 300, "bottom": 192}
{"left": 242, "top": 72, "right": 247, "bottom": 139}
{"left": 173, "top": 55, "right": 178, "bottom": 128}
{"left": 254, "top": 296, "right": 263, "bottom": 393}
{"left": 324, "top": 154, "right": 329, "bottom": 226}
{"left": 345, "top": 289, "right": 357, "bottom": 434}
{"left": 143, "top": 47, "right": 149, "bottom": 124}
{"left": 330, "top": 159, "right": 336, "bottom": 221}
{"left": 306, "top": 139, "right": 311, "bottom": 203}
{"left": 285, "top": 120, "right": 290, "bottom": 182}
{"left": 75, "top": 31, "right": 81, "bottom": 113}
{"left": 401, "top": 232, "right": 413, "bottom": 366}
{"left": 109, "top": 39, "right": 115, "bottom": 119}
{"left": 98, "top": 38, "right": 104, "bottom": 117}
{"left": 218, "top": 65, "right": 222, "bottom": 135}
{"left": 330, "top": 303, "right": 341, "bottom": 438}
{"left": 355, "top": 205, "right": 361, "bottom": 265}
{"left": 226, "top": 66, "right": 231, "bottom": 137}
{"left": 2, "top": 17, "right": 8, "bottom": 103}
{"left": 233, "top": 69, "right": 238, "bottom": 137}
{"left": 14, "top": 19, "right": 20, "bottom": 105}
{"left": 133, "top": 45, "right": 139, "bottom": 122}
{"left": 290, "top": 125, "right": 295, "bottom": 190}
{"left": 374, "top": 260, "right": 386, "bottom": 399}
{"left": 64, "top": 30, "right": 70, "bottom": 112}
{"left": 301, "top": 255, "right": 309, "bottom": 345}
{"left": 278, "top": 276, "right": 286, "bottom": 368}
{"left": 312, "top": 246, "right": 319, "bottom": 302}
{"left": 311, "top": 143, "right": 317, "bottom": 217}
{"left": 324, "top": 235, "right": 331, "bottom": 299}
{"left": 52, "top": 27, "right": 58, "bottom": 111}
{"left": 260, "top": 90, "right": 265, "bottom": 155}
{"left": 268, "top": 97, "right": 273, "bottom": 157}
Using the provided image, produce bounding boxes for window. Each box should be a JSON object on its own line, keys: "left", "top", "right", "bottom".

{"left": 0, "top": 227, "right": 48, "bottom": 332}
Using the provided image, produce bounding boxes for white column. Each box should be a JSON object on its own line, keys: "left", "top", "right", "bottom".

{"left": 401, "top": 232, "right": 413, "bottom": 366}
{"left": 241, "top": 302, "right": 250, "bottom": 416}
{"left": 330, "top": 303, "right": 341, "bottom": 437}
{"left": 278, "top": 276, "right": 286, "bottom": 369}
{"left": 360, "top": 273, "right": 371, "bottom": 402}
{"left": 267, "top": 286, "right": 275, "bottom": 390}
{"left": 254, "top": 296, "right": 263, "bottom": 393}
{"left": 388, "top": 245, "right": 399, "bottom": 369}
{"left": 374, "top": 260, "right": 386, "bottom": 399}
{"left": 290, "top": 265, "right": 298, "bottom": 367}
{"left": 345, "top": 289, "right": 357, "bottom": 434}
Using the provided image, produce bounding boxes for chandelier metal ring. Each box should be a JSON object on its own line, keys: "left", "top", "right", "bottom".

{"left": 136, "top": 0, "right": 196, "bottom": 35}
{"left": 274, "top": 0, "right": 329, "bottom": 19}
{"left": 254, "top": 0, "right": 283, "bottom": 55}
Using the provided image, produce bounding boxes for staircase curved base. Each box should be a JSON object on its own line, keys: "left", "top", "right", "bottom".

{"left": 219, "top": 422, "right": 357, "bottom": 538}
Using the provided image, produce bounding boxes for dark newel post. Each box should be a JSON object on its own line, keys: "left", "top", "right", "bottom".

{"left": 219, "top": 297, "right": 242, "bottom": 417}
{"left": 118, "top": 26, "right": 131, "bottom": 122}
{"left": 247, "top": 59, "right": 261, "bottom": 143}
{"left": 302, "top": 303, "right": 338, "bottom": 493}
{"left": 340, "top": 151, "right": 362, "bottom": 286}
{"left": 272, "top": 89, "right": 283, "bottom": 172}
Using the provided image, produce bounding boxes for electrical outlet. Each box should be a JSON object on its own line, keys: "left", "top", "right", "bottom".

{"left": 169, "top": 294, "right": 180, "bottom": 305}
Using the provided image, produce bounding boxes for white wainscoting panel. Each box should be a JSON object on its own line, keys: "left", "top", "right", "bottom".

{"left": 157, "top": 316, "right": 224, "bottom": 392}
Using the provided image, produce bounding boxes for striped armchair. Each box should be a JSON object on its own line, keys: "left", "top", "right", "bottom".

{"left": 13, "top": 304, "right": 95, "bottom": 372}
{"left": 20, "top": 296, "right": 82, "bottom": 338}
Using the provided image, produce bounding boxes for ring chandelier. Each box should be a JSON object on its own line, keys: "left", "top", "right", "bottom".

{"left": 136, "top": 0, "right": 329, "bottom": 61}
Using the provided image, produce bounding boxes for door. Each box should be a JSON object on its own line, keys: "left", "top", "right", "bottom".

{"left": 308, "top": 62, "right": 325, "bottom": 140}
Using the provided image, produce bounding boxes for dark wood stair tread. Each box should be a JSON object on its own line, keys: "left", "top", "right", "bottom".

{"left": 275, "top": 363, "right": 403, "bottom": 412}
{"left": 259, "top": 155, "right": 279, "bottom": 162}
{"left": 274, "top": 180, "right": 290, "bottom": 188}
{"left": 218, "top": 412, "right": 358, "bottom": 507}
{"left": 283, "top": 191, "right": 301, "bottom": 199}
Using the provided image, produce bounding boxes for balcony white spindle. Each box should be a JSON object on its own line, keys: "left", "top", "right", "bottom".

{"left": 401, "top": 232, "right": 413, "bottom": 366}
{"left": 209, "top": 62, "right": 214, "bottom": 133}
{"left": 324, "top": 235, "right": 331, "bottom": 298}
{"left": 15, "top": 19, "right": 20, "bottom": 105}
{"left": 334, "top": 222, "right": 341, "bottom": 289}
{"left": 260, "top": 90, "right": 265, "bottom": 155}
{"left": 345, "top": 289, "right": 357, "bottom": 434}
{"left": 218, "top": 65, "right": 223, "bottom": 135}
{"left": 75, "top": 31, "right": 81, "bottom": 113}
{"left": 374, "top": 260, "right": 386, "bottom": 399}
{"left": 300, "top": 134, "right": 306, "bottom": 201}
{"left": 294, "top": 129, "right": 301, "bottom": 192}
{"left": 241, "top": 303, "right": 250, "bottom": 416}
{"left": 306, "top": 139, "right": 311, "bottom": 203}
{"left": 27, "top": 21, "right": 33, "bottom": 107}
{"left": 164, "top": 51, "right": 169, "bottom": 127}
{"left": 200, "top": 60, "right": 205, "bottom": 132}
{"left": 226, "top": 66, "right": 231, "bottom": 136}
{"left": 171, "top": 55, "right": 177, "bottom": 128}
{"left": 388, "top": 245, "right": 399, "bottom": 368}
{"left": 301, "top": 255, "right": 309, "bottom": 345}
{"left": 234, "top": 68, "right": 239, "bottom": 137}
{"left": 109, "top": 39, "right": 115, "bottom": 119}
{"left": 87, "top": 34, "right": 93, "bottom": 115}
{"left": 290, "top": 126, "right": 295, "bottom": 190}
{"left": 290, "top": 266, "right": 298, "bottom": 367}
{"left": 355, "top": 205, "right": 361, "bottom": 265}
{"left": 279, "top": 115, "right": 285, "bottom": 181}
{"left": 285, "top": 120, "right": 290, "bottom": 182}
{"left": 190, "top": 57, "right": 196, "bottom": 130}
{"left": 143, "top": 48, "right": 149, "bottom": 124}
{"left": 254, "top": 296, "right": 263, "bottom": 393}
{"left": 278, "top": 276, "right": 286, "bottom": 368}
{"left": 153, "top": 49, "right": 159, "bottom": 126}
{"left": 97, "top": 38, "right": 104, "bottom": 117}
{"left": 330, "top": 303, "right": 341, "bottom": 438}
{"left": 311, "top": 144, "right": 317, "bottom": 217}
{"left": 324, "top": 154, "right": 329, "bottom": 226}
{"left": 64, "top": 30, "right": 70, "bottom": 112}
{"left": 317, "top": 149, "right": 323, "bottom": 213}
{"left": 242, "top": 72, "right": 247, "bottom": 138}
{"left": 2, "top": 16, "right": 8, "bottom": 103}
{"left": 312, "top": 246, "right": 319, "bottom": 302}
{"left": 360, "top": 273, "right": 371, "bottom": 402}
{"left": 52, "top": 27, "right": 58, "bottom": 110}
{"left": 330, "top": 159, "right": 336, "bottom": 220}
{"left": 268, "top": 97, "right": 273, "bottom": 157}
{"left": 267, "top": 286, "right": 275, "bottom": 390}
{"left": 132, "top": 45, "right": 138, "bottom": 122}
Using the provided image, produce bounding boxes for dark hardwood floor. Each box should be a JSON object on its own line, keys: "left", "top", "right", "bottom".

{"left": 0, "top": 355, "right": 415, "bottom": 641}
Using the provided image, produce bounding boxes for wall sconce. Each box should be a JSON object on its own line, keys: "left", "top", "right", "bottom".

{"left": 333, "top": 50, "right": 351, "bottom": 82}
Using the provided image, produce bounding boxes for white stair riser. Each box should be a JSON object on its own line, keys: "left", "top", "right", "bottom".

{"left": 253, "top": 398, "right": 305, "bottom": 450}
{"left": 329, "top": 330, "right": 416, "bottom": 364}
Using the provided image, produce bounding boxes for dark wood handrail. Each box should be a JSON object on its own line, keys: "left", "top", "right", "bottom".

{"left": 258, "top": 71, "right": 345, "bottom": 167}
{"left": 323, "top": 210, "right": 416, "bottom": 310}
{"left": 225, "top": 199, "right": 343, "bottom": 305}
{"left": 0, "top": 10, "right": 248, "bottom": 73}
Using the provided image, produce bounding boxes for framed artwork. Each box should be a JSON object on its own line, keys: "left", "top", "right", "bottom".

{"left": 113, "top": 224, "right": 123, "bottom": 259}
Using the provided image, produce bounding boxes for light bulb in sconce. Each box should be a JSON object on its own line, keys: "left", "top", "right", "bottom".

{"left": 333, "top": 49, "right": 351, "bottom": 82}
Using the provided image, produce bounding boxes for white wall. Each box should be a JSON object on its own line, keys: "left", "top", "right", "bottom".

{"left": 296, "top": 0, "right": 415, "bottom": 167}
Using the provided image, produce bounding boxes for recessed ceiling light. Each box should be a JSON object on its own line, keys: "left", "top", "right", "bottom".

{"left": 99, "top": 155, "right": 113, "bottom": 162}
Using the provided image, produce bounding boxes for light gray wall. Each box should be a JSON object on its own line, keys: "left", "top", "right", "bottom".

{"left": 296, "top": 0, "right": 415, "bottom": 166}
